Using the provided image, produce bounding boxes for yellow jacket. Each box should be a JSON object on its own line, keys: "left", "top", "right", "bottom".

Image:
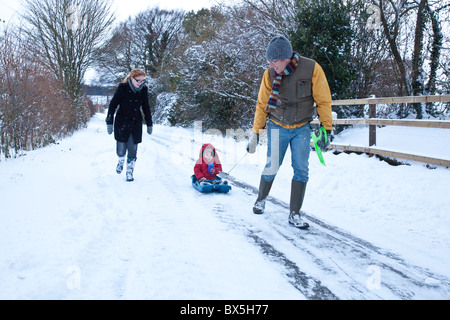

{"left": 252, "top": 62, "right": 333, "bottom": 133}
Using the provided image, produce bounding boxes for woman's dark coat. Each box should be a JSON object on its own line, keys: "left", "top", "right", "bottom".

{"left": 106, "top": 82, "right": 153, "bottom": 144}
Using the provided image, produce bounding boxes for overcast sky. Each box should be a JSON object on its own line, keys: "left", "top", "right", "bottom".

{"left": 0, "top": 0, "right": 215, "bottom": 25}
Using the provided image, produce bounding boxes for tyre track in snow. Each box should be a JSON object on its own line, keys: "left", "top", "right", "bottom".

{"left": 150, "top": 132, "right": 450, "bottom": 300}
{"left": 221, "top": 174, "right": 450, "bottom": 300}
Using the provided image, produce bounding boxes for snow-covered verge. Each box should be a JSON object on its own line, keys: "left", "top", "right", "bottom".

{"left": 0, "top": 113, "right": 449, "bottom": 299}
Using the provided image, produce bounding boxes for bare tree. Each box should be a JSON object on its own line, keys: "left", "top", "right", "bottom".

{"left": 94, "top": 7, "right": 184, "bottom": 81}
{"left": 0, "top": 26, "right": 73, "bottom": 160}
{"left": 22, "top": 0, "right": 114, "bottom": 126}
{"left": 371, "top": 0, "right": 449, "bottom": 117}
{"left": 239, "top": 0, "right": 298, "bottom": 34}
{"left": 93, "top": 20, "right": 137, "bottom": 83}
{"left": 135, "top": 8, "right": 185, "bottom": 77}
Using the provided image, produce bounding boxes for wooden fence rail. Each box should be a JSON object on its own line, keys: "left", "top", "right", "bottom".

{"left": 330, "top": 95, "right": 450, "bottom": 106}
{"left": 311, "top": 95, "right": 450, "bottom": 167}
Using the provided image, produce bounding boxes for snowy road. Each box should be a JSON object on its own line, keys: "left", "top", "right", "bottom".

{"left": 150, "top": 130, "right": 450, "bottom": 300}
{"left": 216, "top": 174, "right": 450, "bottom": 300}
{"left": 1, "top": 114, "right": 449, "bottom": 299}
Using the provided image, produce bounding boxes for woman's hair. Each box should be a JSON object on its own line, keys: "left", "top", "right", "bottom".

{"left": 122, "top": 68, "right": 146, "bottom": 83}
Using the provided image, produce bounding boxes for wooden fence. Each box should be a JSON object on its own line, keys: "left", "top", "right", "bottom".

{"left": 312, "top": 95, "right": 450, "bottom": 167}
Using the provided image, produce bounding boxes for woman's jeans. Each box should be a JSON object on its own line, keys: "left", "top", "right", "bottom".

{"left": 262, "top": 120, "right": 311, "bottom": 183}
{"left": 116, "top": 134, "right": 138, "bottom": 158}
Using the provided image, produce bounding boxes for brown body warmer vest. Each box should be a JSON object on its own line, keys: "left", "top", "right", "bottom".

{"left": 268, "top": 56, "right": 316, "bottom": 126}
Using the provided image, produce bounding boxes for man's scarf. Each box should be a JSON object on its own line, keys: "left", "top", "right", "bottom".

{"left": 266, "top": 52, "right": 300, "bottom": 112}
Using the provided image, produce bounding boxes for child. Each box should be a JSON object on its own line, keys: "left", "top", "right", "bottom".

{"left": 194, "top": 143, "right": 227, "bottom": 185}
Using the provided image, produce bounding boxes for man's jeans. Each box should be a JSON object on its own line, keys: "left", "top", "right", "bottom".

{"left": 262, "top": 120, "right": 311, "bottom": 183}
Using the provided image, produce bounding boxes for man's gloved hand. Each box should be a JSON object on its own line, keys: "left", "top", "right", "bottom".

{"left": 107, "top": 124, "right": 113, "bottom": 135}
{"left": 246, "top": 132, "right": 259, "bottom": 154}
{"left": 316, "top": 127, "right": 331, "bottom": 151}
{"left": 147, "top": 126, "right": 153, "bottom": 135}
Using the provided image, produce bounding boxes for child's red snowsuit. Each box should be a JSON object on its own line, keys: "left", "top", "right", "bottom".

{"left": 194, "top": 143, "right": 223, "bottom": 181}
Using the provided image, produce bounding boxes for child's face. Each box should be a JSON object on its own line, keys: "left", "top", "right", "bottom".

{"left": 203, "top": 151, "right": 213, "bottom": 163}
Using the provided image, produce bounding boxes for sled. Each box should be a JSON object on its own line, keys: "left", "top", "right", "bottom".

{"left": 191, "top": 175, "right": 231, "bottom": 193}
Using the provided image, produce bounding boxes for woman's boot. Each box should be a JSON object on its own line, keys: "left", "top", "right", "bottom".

{"left": 116, "top": 156, "right": 126, "bottom": 174}
{"left": 126, "top": 157, "right": 136, "bottom": 182}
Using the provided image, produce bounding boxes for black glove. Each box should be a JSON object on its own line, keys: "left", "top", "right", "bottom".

{"left": 316, "top": 127, "right": 331, "bottom": 151}
{"left": 106, "top": 115, "right": 114, "bottom": 135}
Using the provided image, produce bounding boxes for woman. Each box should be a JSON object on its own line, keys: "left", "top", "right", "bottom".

{"left": 106, "top": 68, "right": 153, "bottom": 182}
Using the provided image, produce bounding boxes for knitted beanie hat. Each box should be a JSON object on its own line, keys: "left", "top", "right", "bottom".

{"left": 266, "top": 35, "right": 293, "bottom": 60}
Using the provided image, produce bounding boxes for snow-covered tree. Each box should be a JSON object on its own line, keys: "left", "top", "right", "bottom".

{"left": 23, "top": 0, "right": 114, "bottom": 127}
{"left": 169, "top": 6, "right": 270, "bottom": 131}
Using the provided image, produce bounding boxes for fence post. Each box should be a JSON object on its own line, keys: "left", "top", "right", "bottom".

{"left": 369, "top": 103, "right": 376, "bottom": 147}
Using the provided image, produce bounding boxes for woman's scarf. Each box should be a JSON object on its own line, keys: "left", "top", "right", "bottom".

{"left": 265, "top": 51, "right": 300, "bottom": 112}
{"left": 128, "top": 78, "right": 144, "bottom": 93}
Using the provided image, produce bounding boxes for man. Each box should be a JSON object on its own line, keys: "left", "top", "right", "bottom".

{"left": 247, "top": 35, "right": 332, "bottom": 229}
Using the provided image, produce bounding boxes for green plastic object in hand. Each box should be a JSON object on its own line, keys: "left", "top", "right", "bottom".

{"left": 311, "top": 126, "right": 327, "bottom": 166}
